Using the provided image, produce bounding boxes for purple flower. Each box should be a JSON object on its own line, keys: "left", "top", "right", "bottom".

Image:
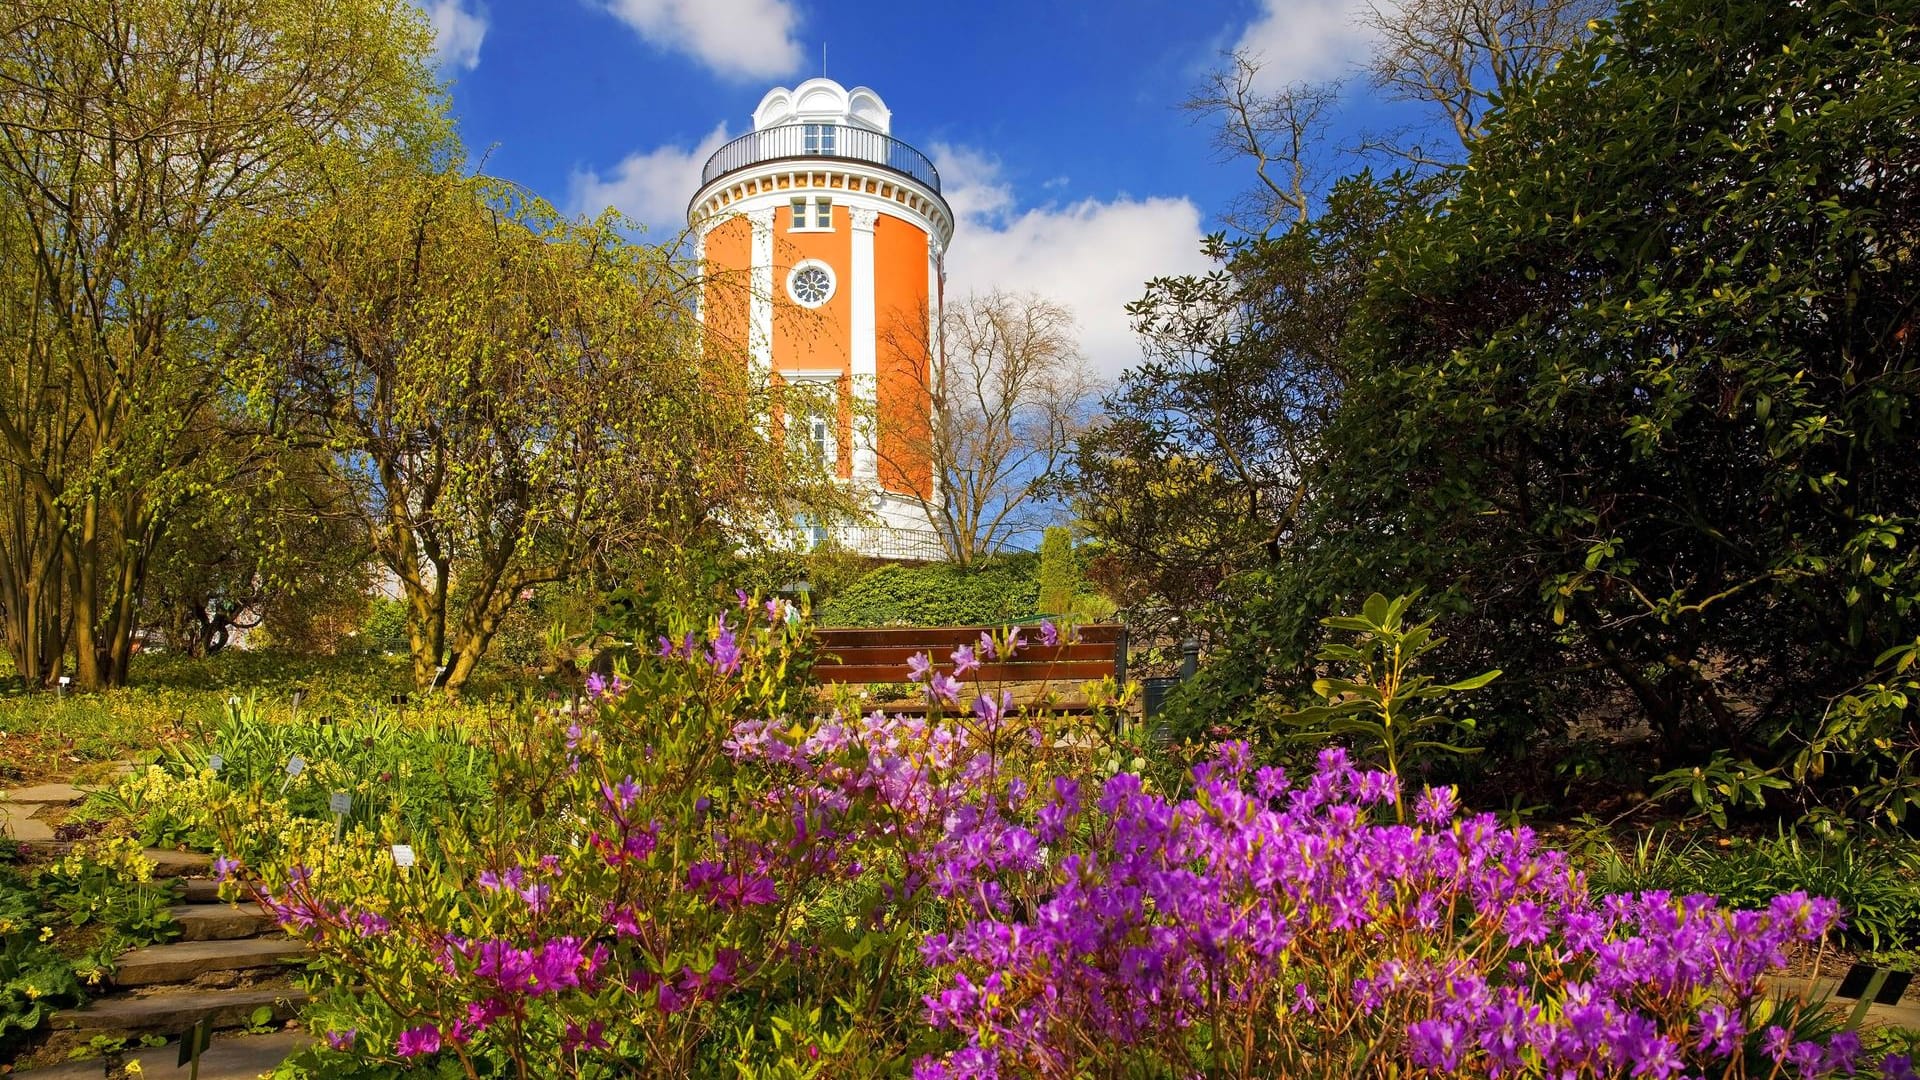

{"left": 1408, "top": 1018, "right": 1466, "bottom": 1071}
{"left": 907, "top": 652, "right": 932, "bottom": 684}
{"left": 600, "top": 776, "right": 640, "bottom": 813}
{"left": 1763, "top": 1026, "right": 1794, "bottom": 1063}
{"left": 1413, "top": 784, "right": 1458, "bottom": 827}
{"left": 563, "top": 1020, "right": 609, "bottom": 1052}
{"left": 323, "top": 1029, "right": 356, "bottom": 1051}
{"left": 972, "top": 691, "right": 1011, "bottom": 730}
{"left": 211, "top": 856, "right": 240, "bottom": 882}
{"left": 1039, "top": 620, "right": 1059, "bottom": 647}
{"left": 687, "top": 861, "right": 779, "bottom": 908}
{"left": 707, "top": 616, "right": 742, "bottom": 674}
{"left": 1695, "top": 1002, "right": 1741, "bottom": 1057}
{"left": 929, "top": 672, "right": 961, "bottom": 705}
{"left": 395, "top": 1025, "right": 441, "bottom": 1058}
{"left": 951, "top": 644, "right": 979, "bottom": 676}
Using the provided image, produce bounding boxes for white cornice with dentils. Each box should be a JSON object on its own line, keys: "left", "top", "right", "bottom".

{"left": 688, "top": 164, "right": 953, "bottom": 249}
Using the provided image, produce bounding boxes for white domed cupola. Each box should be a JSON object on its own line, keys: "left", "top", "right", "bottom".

{"left": 752, "top": 78, "right": 892, "bottom": 134}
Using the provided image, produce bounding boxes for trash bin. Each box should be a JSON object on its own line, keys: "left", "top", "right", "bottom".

{"left": 1142, "top": 676, "right": 1181, "bottom": 718}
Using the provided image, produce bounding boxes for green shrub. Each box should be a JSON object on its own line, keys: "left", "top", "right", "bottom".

{"left": 1037, "top": 528, "right": 1077, "bottom": 617}
{"left": 360, "top": 598, "right": 409, "bottom": 656}
{"left": 0, "top": 865, "right": 82, "bottom": 1055}
{"left": 816, "top": 556, "right": 1042, "bottom": 627}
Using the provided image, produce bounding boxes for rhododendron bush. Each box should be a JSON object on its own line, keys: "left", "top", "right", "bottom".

{"left": 206, "top": 597, "right": 1915, "bottom": 1079}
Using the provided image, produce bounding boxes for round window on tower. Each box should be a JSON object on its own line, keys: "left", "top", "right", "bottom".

{"left": 786, "top": 260, "right": 835, "bottom": 308}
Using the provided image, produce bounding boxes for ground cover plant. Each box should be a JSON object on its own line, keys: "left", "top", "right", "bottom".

{"left": 172, "top": 593, "right": 1920, "bottom": 1079}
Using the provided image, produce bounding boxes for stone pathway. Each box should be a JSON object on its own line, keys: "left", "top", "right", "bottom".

{"left": 4, "top": 776, "right": 313, "bottom": 1076}
{"left": 1770, "top": 975, "right": 1920, "bottom": 1032}
{"left": 1, "top": 781, "right": 83, "bottom": 844}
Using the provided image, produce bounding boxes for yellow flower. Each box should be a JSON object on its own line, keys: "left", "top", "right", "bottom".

{"left": 38, "top": 926, "right": 53, "bottom": 941}
{"left": 126, "top": 1060, "right": 145, "bottom": 1077}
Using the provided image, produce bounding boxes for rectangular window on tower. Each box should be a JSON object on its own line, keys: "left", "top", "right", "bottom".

{"left": 784, "top": 380, "right": 839, "bottom": 470}
{"left": 804, "top": 123, "right": 836, "bottom": 155}
{"left": 790, "top": 197, "right": 834, "bottom": 232}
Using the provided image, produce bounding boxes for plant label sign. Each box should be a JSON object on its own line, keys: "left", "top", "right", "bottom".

{"left": 286, "top": 755, "right": 305, "bottom": 778}
{"left": 391, "top": 844, "right": 416, "bottom": 869}
{"left": 207, "top": 753, "right": 224, "bottom": 773}
{"left": 329, "top": 792, "right": 352, "bottom": 816}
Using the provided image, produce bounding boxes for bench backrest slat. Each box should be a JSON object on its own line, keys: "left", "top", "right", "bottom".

{"left": 812, "top": 624, "right": 1124, "bottom": 685}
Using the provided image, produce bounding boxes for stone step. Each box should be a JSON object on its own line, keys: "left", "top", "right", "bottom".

{"left": 145, "top": 849, "right": 213, "bottom": 878}
{"left": 111, "top": 937, "right": 306, "bottom": 987}
{"left": 168, "top": 902, "right": 276, "bottom": 941}
{"left": 139, "top": 1029, "right": 311, "bottom": 1079}
{"left": 53, "top": 983, "right": 306, "bottom": 1034}
{"left": 14, "top": 1029, "right": 310, "bottom": 1079}
{"left": 181, "top": 877, "right": 223, "bottom": 904}
{"left": 13, "top": 843, "right": 215, "bottom": 877}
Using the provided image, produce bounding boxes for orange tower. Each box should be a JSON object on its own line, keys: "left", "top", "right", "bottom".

{"left": 690, "top": 78, "right": 952, "bottom": 559}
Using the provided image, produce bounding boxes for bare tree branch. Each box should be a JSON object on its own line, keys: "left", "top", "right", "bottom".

{"left": 879, "top": 290, "right": 1096, "bottom": 567}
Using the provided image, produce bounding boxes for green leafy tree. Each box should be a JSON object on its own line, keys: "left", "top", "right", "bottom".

{"left": 1073, "top": 3, "right": 1596, "bottom": 635}
{"left": 256, "top": 154, "right": 796, "bottom": 690}
{"left": 1291, "top": 0, "right": 1920, "bottom": 775}
{"left": 0, "top": 0, "right": 440, "bottom": 688}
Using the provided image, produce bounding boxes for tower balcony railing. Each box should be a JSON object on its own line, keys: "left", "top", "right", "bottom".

{"left": 699, "top": 124, "right": 942, "bottom": 194}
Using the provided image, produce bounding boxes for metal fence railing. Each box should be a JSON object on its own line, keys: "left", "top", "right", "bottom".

{"left": 700, "top": 125, "right": 942, "bottom": 193}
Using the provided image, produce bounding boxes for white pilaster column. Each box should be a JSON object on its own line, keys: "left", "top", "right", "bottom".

{"left": 692, "top": 217, "right": 713, "bottom": 325}
{"left": 849, "top": 206, "right": 880, "bottom": 480}
{"left": 747, "top": 208, "right": 776, "bottom": 379}
{"left": 925, "top": 235, "right": 946, "bottom": 511}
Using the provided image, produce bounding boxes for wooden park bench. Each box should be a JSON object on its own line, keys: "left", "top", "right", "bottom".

{"left": 812, "top": 623, "right": 1127, "bottom": 714}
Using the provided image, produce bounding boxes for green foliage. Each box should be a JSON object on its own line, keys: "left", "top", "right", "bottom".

{"left": 360, "top": 599, "right": 410, "bottom": 657}
{"left": 1581, "top": 828, "right": 1920, "bottom": 956}
{"left": 1270, "top": 594, "right": 1495, "bottom": 817}
{"left": 1162, "top": 0, "right": 1920, "bottom": 805}
{"left": 0, "top": 0, "right": 444, "bottom": 690}
{"left": 817, "top": 556, "right": 1043, "bottom": 627}
{"left": 0, "top": 865, "right": 82, "bottom": 1054}
{"left": 1652, "top": 753, "right": 1792, "bottom": 829}
{"left": 92, "top": 695, "right": 496, "bottom": 862}
{"left": 1073, "top": 174, "right": 1441, "bottom": 625}
{"left": 37, "top": 839, "right": 181, "bottom": 946}
{"left": 1036, "top": 528, "right": 1077, "bottom": 617}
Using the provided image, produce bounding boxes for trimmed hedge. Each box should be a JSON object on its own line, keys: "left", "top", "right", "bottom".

{"left": 815, "top": 557, "right": 1042, "bottom": 627}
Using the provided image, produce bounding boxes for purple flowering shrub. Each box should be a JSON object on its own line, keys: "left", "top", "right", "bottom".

{"left": 206, "top": 597, "right": 1915, "bottom": 1079}
{"left": 907, "top": 744, "right": 1892, "bottom": 1079}
{"left": 214, "top": 596, "right": 911, "bottom": 1077}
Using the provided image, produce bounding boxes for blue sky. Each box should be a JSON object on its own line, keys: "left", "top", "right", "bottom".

{"left": 415, "top": 0, "right": 1406, "bottom": 381}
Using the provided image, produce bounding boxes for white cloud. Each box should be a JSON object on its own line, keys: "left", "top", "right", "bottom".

{"left": 932, "top": 145, "right": 1212, "bottom": 386}
{"left": 1233, "top": 0, "right": 1372, "bottom": 87}
{"left": 594, "top": 0, "right": 804, "bottom": 80}
{"left": 418, "top": 0, "right": 487, "bottom": 71}
{"left": 568, "top": 124, "right": 732, "bottom": 233}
